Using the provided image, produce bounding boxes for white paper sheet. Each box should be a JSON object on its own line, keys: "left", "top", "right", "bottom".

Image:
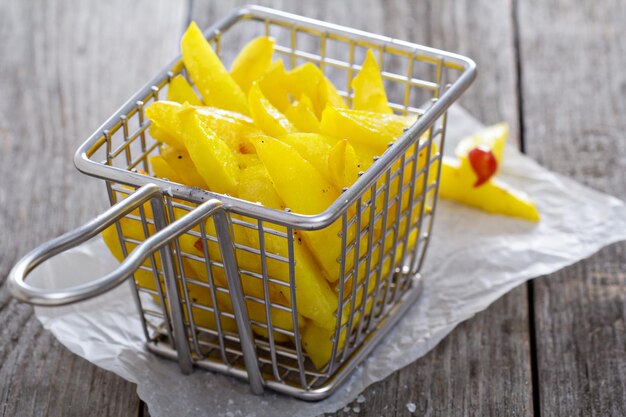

{"left": 29, "top": 106, "right": 626, "bottom": 417}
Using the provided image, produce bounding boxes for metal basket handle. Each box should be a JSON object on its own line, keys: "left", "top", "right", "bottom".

{"left": 8, "top": 183, "right": 203, "bottom": 305}
{"left": 7, "top": 183, "right": 264, "bottom": 393}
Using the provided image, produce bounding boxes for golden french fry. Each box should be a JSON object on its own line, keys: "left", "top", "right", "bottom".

{"left": 258, "top": 59, "right": 291, "bottom": 112}
{"left": 328, "top": 139, "right": 360, "bottom": 190}
{"left": 321, "top": 106, "right": 416, "bottom": 153}
{"left": 148, "top": 123, "right": 180, "bottom": 148}
{"left": 238, "top": 164, "right": 339, "bottom": 331}
{"left": 181, "top": 22, "right": 249, "bottom": 114}
{"left": 248, "top": 83, "right": 296, "bottom": 137}
{"left": 351, "top": 49, "right": 392, "bottom": 114}
{"left": 441, "top": 157, "right": 539, "bottom": 221}
{"left": 279, "top": 132, "right": 334, "bottom": 183}
{"left": 252, "top": 135, "right": 349, "bottom": 284}
{"left": 284, "top": 95, "right": 321, "bottom": 133}
{"left": 287, "top": 62, "right": 346, "bottom": 118}
{"left": 158, "top": 145, "right": 208, "bottom": 189}
{"left": 146, "top": 101, "right": 260, "bottom": 155}
{"left": 166, "top": 74, "right": 203, "bottom": 106}
{"left": 230, "top": 36, "right": 275, "bottom": 94}
{"left": 149, "top": 155, "right": 186, "bottom": 184}
{"left": 178, "top": 105, "right": 240, "bottom": 195}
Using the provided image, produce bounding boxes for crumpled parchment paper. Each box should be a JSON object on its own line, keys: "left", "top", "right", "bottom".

{"left": 29, "top": 105, "right": 626, "bottom": 417}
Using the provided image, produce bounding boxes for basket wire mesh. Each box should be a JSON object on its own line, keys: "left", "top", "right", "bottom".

{"left": 9, "top": 5, "right": 475, "bottom": 400}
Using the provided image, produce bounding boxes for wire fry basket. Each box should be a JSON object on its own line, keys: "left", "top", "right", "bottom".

{"left": 8, "top": 6, "right": 475, "bottom": 400}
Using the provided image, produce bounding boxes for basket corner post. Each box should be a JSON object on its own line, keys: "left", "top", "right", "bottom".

{"left": 213, "top": 210, "right": 265, "bottom": 395}
{"left": 150, "top": 197, "right": 195, "bottom": 375}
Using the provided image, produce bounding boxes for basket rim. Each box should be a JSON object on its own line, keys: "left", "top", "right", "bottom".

{"left": 74, "top": 4, "right": 476, "bottom": 231}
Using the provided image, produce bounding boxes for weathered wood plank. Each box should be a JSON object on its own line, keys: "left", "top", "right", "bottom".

{"left": 517, "top": 0, "right": 626, "bottom": 415}
{"left": 190, "top": 1, "right": 533, "bottom": 416}
{"left": 0, "top": 0, "right": 537, "bottom": 416}
{"left": 330, "top": 285, "right": 533, "bottom": 417}
{"left": 0, "top": 0, "right": 185, "bottom": 416}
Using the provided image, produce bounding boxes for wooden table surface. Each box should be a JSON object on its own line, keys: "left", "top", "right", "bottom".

{"left": 1, "top": 0, "right": 625, "bottom": 416}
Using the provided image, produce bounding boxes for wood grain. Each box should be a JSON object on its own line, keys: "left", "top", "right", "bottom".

{"left": 0, "top": 0, "right": 536, "bottom": 416}
{"left": 6, "top": 0, "right": 624, "bottom": 415}
{"left": 0, "top": 0, "right": 184, "bottom": 416}
{"left": 517, "top": 0, "right": 626, "bottom": 415}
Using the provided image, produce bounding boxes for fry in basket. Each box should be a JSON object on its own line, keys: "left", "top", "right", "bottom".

{"left": 135, "top": 26, "right": 432, "bottom": 369}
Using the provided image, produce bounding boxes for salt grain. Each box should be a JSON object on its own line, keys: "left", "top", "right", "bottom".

{"left": 343, "top": 406, "right": 350, "bottom": 412}
{"left": 228, "top": 399, "right": 234, "bottom": 405}
{"left": 406, "top": 402, "right": 417, "bottom": 413}
{"left": 352, "top": 406, "right": 361, "bottom": 413}
{"left": 356, "top": 394, "right": 366, "bottom": 403}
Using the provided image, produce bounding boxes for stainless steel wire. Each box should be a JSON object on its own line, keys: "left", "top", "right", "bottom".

{"left": 8, "top": 5, "right": 475, "bottom": 400}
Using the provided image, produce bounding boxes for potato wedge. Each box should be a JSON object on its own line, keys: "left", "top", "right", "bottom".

{"left": 158, "top": 145, "right": 208, "bottom": 189}
{"left": 146, "top": 101, "right": 259, "bottom": 154}
{"left": 230, "top": 36, "right": 275, "bottom": 94}
{"left": 193, "top": 105, "right": 260, "bottom": 154}
{"left": 252, "top": 135, "right": 349, "bottom": 283}
{"left": 321, "top": 106, "right": 416, "bottom": 153}
{"left": 351, "top": 49, "right": 392, "bottom": 114}
{"left": 284, "top": 95, "right": 321, "bottom": 133}
{"left": 279, "top": 132, "right": 334, "bottom": 183}
{"left": 328, "top": 139, "right": 360, "bottom": 190}
{"left": 287, "top": 62, "right": 346, "bottom": 118}
{"left": 149, "top": 155, "right": 186, "bottom": 184}
{"left": 178, "top": 105, "right": 239, "bottom": 195}
{"left": 238, "top": 164, "right": 285, "bottom": 210}
{"left": 166, "top": 74, "right": 203, "bottom": 106}
{"left": 181, "top": 22, "right": 249, "bottom": 114}
{"left": 250, "top": 134, "right": 337, "bottom": 216}
{"left": 238, "top": 164, "right": 339, "bottom": 330}
{"left": 440, "top": 157, "right": 539, "bottom": 221}
{"left": 146, "top": 103, "right": 185, "bottom": 149}
{"left": 149, "top": 123, "right": 181, "bottom": 148}
{"left": 248, "top": 83, "right": 296, "bottom": 137}
{"left": 258, "top": 59, "right": 291, "bottom": 113}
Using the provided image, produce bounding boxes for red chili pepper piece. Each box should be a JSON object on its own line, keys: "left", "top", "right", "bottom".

{"left": 468, "top": 146, "right": 498, "bottom": 187}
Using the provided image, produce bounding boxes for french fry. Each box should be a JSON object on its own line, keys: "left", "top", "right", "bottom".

{"left": 181, "top": 22, "right": 249, "bottom": 114}
{"left": 252, "top": 135, "right": 344, "bottom": 283}
{"left": 321, "top": 106, "right": 416, "bottom": 153}
{"left": 238, "top": 164, "right": 339, "bottom": 331}
{"left": 258, "top": 59, "right": 291, "bottom": 112}
{"left": 158, "top": 145, "right": 208, "bottom": 189}
{"left": 328, "top": 139, "right": 360, "bottom": 190}
{"left": 248, "top": 83, "right": 296, "bottom": 137}
{"left": 351, "top": 49, "right": 392, "bottom": 114}
{"left": 230, "top": 36, "right": 275, "bottom": 94}
{"left": 178, "top": 105, "right": 240, "bottom": 195}
{"left": 284, "top": 95, "right": 321, "bottom": 133}
{"left": 166, "top": 74, "right": 203, "bottom": 106}
{"left": 148, "top": 123, "right": 180, "bottom": 148}
{"left": 287, "top": 62, "right": 347, "bottom": 117}
{"left": 146, "top": 101, "right": 260, "bottom": 155}
{"left": 279, "top": 132, "right": 334, "bottom": 183}
{"left": 149, "top": 155, "right": 186, "bottom": 184}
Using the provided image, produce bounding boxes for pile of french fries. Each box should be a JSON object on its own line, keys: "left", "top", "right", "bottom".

{"left": 103, "top": 22, "right": 436, "bottom": 369}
